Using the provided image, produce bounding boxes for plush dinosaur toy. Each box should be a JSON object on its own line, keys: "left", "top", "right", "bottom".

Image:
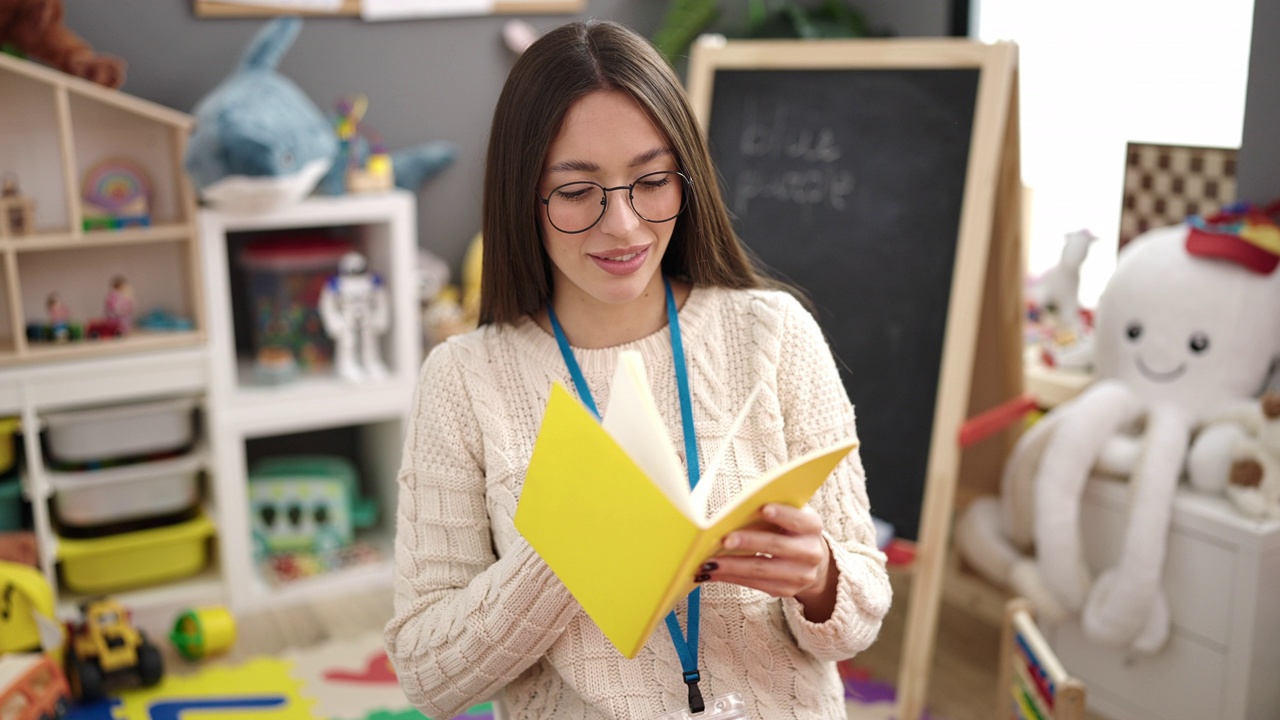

{"left": 184, "top": 17, "right": 456, "bottom": 213}
{"left": 0, "top": 0, "right": 125, "bottom": 87}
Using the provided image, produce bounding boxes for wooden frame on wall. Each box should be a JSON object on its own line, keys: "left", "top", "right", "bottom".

{"left": 687, "top": 35, "right": 1023, "bottom": 720}
{"left": 193, "top": 0, "right": 585, "bottom": 17}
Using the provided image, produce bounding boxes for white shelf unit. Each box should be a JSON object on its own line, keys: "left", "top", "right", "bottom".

{"left": 198, "top": 191, "right": 420, "bottom": 613}
{"left": 0, "top": 52, "right": 205, "bottom": 366}
{"left": 0, "top": 347, "right": 222, "bottom": 619}
{"left": 1045, "top": 477, "right": 1280, "bottom": 720}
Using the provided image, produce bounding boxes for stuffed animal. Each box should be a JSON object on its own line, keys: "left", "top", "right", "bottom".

{"left": 184, "top": 17, "right": 456, "bottom": 213}
{"left": 955, "top": 221, "right": 1280, "bottom": 655}
{"left": 1026, "top": 228, "right": 1098, "bottom": 371}
{"left": 1188, "top": 392, "right": 1280, "bottom": 518}
{"left": 0, "top": 0, "right": 125, "bottom": 87}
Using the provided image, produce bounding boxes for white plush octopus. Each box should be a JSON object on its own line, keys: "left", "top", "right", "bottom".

{"left": 957, "top": 223, "right": 1280, "bottom": 655}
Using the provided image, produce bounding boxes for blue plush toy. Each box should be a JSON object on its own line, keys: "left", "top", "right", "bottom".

{"left": 184, "top": 17, "right": 456, "bottom": 213}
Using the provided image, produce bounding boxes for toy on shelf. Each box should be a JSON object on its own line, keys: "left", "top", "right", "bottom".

{"left": 183, "top": 17, "right": 456, "bottom": 213}
{"left": 82, "top": 159, "right": 152, "bottom": 231}
{"left": 0, "top": 0, "right": 126, "bottom": 87}
{"left": 239, "top": 234, "right": 349, "bottom": 383}
{"left": 1190, "top": 392, "right": 1280, "bottom": 519}
{"left": 325, "top": 94, "right": 395, "bottom": 195}
{"left": 1025, "top": 229, "right": 1097, "bottom": 372}
{"left": 421, "top": 233, "right": 481, "bottom": 349}
{"left": 169, "top": 606, "right": 237, "bottom": 661}
{"left": 135, "top": 307, "right": 194, "bottom": 332}
{"left": 102, "top": 275, "right": 136, "bottom": 332}
{"left": 318, "top": 251, "right": 389, "bottom": 383}
{"left": 45, "top": 292, "right": 72, "bottom": 340}
{"left": 1, "top": 172, "right": 36, "bottom": 237}
{"left": 247, "top": 455, "right": 378, "bottom": 563}
{"left": 64, "top": 597, "right": 164, "bottom": 702}
{"left": 0, "top": 653, "right": 72, "bottom": 720}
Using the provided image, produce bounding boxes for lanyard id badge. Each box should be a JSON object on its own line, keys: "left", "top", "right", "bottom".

{"left": 650, "top": 692, "right": 748, "bottom": 720}
{"left": 548, "top": 277, "right": 709, "bottom": 715}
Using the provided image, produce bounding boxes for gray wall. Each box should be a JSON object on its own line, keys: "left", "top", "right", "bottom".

{"left": 63, "top": 1, "right": 944, "bottom": 274}
{"left": 1238, "top": 0, "right": 1278, "bottom": 204}
{"left": 61, "top": 1, "right": 1276, "bottom": 270}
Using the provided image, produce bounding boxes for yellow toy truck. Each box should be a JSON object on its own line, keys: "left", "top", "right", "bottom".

{"left": 64, "top": 598, "right": 163, "bottom": 702}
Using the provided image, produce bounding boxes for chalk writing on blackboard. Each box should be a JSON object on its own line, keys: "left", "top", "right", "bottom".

{"left": 732, "top": 100, "right": 855, "bottom": 222}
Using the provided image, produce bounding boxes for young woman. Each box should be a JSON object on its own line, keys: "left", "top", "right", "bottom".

{"left": 384, "top": 19, "right": 891, "bottom": 719}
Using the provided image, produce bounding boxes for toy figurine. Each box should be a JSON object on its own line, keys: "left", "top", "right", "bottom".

{"left": 46, "top": 292, "right": 71, "bottom": 341}
{"left": 318, "top": 251, "right": 389, "bottom": 382}
{"left": 104, "top": 275, "right": 135, "bottom": 332}
{"left": 0, "top": 172, "right": 35, "bottom": 237}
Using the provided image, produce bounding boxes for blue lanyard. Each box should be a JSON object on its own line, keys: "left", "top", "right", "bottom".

{"left": 547, "top": 277, "right": 706, "bottom": 714}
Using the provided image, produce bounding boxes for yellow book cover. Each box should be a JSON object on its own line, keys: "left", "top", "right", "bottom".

{"left": 514, "top": 351, "right": 858, "bottom": 658}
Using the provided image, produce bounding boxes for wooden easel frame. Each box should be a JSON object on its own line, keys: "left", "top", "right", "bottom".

{"left": 687, "top": 36, "right": 1022, "bottom": 720}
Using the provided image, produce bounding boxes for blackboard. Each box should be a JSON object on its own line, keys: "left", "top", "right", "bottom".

{"left": 705, "top": 66, "right": 979, "bottom": 541}
{"left": 687, "top": 36, "right": 1021, "bottom": 720}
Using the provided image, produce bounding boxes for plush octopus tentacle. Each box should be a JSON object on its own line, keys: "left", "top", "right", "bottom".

{"left": 955, "top": 412, "right": 1071, "bottom": 622}
{"left": 1033, "top": 379, "right": 1143, "bottom": 613}
{"left": 1082, "top": 402, "right": 1188, "bottom": 653}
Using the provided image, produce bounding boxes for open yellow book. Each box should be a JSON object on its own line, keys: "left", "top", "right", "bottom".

{"left": 514, "top": 351, "right": 858, "bottom": 659}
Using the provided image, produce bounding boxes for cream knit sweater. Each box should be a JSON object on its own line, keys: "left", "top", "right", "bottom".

{"left": 385, "top": 286, "right": 891, "bottom": 719}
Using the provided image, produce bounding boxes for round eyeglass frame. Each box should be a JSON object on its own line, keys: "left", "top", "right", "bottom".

{"left": 538, "top": 170, "right": 692, "bottom": 235}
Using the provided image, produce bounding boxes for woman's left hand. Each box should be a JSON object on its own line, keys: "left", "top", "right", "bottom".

{"left": 696, "top": 504, "right": 838, "bottom": 621}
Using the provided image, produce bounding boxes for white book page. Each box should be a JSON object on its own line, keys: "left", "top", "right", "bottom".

{"left": 688, "top": 385, "right": 760, "bottom": 521}
{"left": 601, "top": 352, "right": 693, "bottom": 520}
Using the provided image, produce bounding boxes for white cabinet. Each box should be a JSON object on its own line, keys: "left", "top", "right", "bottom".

{"left": 0, "top": 53, "right": 221, "bottom": 620}
{"left": 1045, "top": 476, "right": 1280, "bottom": 720}
{"left": 198, "top": 191, "right": 420, "bottom": 612}
{"left": 0, "top": 349, "right": 222, "bottom": 618}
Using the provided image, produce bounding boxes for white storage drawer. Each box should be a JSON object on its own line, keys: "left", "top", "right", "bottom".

{"left": 42, "top": 396, "right": 199, "bottom": 464}
{"left": 1051, "top": 621, "right": 1226, "bottom": 720}
{"left": 1077, "top": 482, "right": 1237, "bottom": 647}
{"left": 1047, "top": 476, "right": 1280, "bottom": 720}
{"left": 47, "top": 452, "right": 205, "bottom": 528}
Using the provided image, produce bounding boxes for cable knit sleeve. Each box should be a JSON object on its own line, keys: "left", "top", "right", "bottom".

{"left": 773, "top": 297, "right": 892, "bottom": 660}
{"left": 383, "top": 339, "right": 578, "bottom": 719}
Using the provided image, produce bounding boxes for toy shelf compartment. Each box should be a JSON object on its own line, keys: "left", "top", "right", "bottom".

{"left": 5, "top": 243, "right": 202, "bottom": 366}
{"left": 0, "top": 52, "right": 202, "bottom": 367}
{"left": 220, "top": 415, "right": 403, "bottom": 611}
{"left": 200, "top": 192, "right": 419, "bottom": 397}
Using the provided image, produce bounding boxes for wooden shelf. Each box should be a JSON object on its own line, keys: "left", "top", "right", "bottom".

{"left": 1023, "top": 346, "right": 1093, "bottom": 408}
{"left": 1, "top": 223, "right": 193, "bottom": 252}
{"left": 0, "top": 330, "right": 203, "bottom": 367}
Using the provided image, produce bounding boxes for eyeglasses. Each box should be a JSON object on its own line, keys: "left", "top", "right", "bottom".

{"left": 538, "top": 170, "right": 691, "bottom": 234}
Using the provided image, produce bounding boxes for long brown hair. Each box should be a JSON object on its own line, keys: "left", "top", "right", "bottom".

{"left": 479, "top": 20, "right": 773, "bottom": 325}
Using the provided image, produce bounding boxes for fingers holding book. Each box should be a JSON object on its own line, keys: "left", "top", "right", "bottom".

{"left": 697, "top": 504, "right": 833, "bottom": 603}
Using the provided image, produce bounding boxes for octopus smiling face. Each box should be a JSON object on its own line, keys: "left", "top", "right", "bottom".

{"left": 1122, "top": 320, "right": 1211, "bottom": 383}
{"left": 1094, "top": 224, "right": 1280, "bottom": 423}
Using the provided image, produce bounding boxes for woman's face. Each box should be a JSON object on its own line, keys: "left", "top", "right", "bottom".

{"left": 538, "top": 90, "right": 680, "bottom": 314}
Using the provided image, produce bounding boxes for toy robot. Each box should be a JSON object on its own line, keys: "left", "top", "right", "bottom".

{"left": 318, "top": 251, "right": 389, "bottom": 382}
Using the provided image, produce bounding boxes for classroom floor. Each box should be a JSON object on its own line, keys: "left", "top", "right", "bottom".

{"left": 851, "top": 569, "right": 1110, "bottom": 720}
{"left": 138, "top": 577, "right": 1108, "bottom": 720}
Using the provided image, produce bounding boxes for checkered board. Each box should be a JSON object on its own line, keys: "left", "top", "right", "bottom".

{"left": 1119, "top": 142, "right": 1239, "bottom": 249}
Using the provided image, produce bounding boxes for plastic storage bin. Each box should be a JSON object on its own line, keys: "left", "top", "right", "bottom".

{"left": 58, "top": 513, "right": 215, "bottom": 593}
{"left": 48, "top": 452, "right": 204, "bottom": 529}
{"left": 0, "top": 416, "right": 20, "bottom": 478}
{"left": 42, "top": 397, "right": 198, "bottom": 466}
{"left": 0, "top": 477, "right": 23, "bottom": 531}
{"left": 237, "top": 234, "right": 352, "bottom": 376}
